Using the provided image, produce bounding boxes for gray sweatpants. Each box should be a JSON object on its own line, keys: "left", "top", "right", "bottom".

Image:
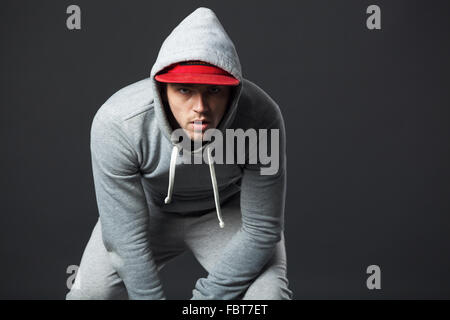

{"left": 66, "top": 195, "right": 293, "bottom": 300}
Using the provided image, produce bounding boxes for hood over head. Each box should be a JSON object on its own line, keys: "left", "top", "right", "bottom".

{"left": 150, "top": 7, "right": 243, "bottom": 149}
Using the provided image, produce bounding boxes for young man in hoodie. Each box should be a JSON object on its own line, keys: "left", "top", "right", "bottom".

{"left": 66, "top": 7, "right": 293, "bottom": 300}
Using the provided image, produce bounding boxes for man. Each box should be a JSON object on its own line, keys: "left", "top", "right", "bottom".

{"left": 66, "top": 7, "right": 293, "bottom": 300}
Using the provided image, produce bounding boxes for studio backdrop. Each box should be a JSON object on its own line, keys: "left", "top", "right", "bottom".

{"left": 0, "top": 0, "right": 449, "bottom": 299}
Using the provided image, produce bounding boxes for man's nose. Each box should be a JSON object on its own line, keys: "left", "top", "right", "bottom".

{"left": 192, "top": 94, "right": 209, "bottom": 113}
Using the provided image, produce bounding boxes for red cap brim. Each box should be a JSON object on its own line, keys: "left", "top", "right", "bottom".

{"left": 155, "top": 72, "right": 239, "bottom": 86}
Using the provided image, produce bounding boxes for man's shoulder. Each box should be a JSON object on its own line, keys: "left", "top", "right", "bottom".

{"left": 93, "top": 77, "right": 155, "bottom": 125}
{"left": 237, "top": 78, "right": 284, "bottom": 127}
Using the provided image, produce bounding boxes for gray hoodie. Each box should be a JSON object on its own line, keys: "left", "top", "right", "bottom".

{"left": 90, "top": 7, "right": 287, "bottom": 299}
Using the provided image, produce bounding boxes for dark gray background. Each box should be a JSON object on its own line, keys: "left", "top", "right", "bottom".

{"left": 1, "top": 0, "right": 449, "bottom": 299}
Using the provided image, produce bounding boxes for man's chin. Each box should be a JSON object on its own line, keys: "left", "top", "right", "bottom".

{"left": 177, "top": 127, "right": 203, "bottom": 142}
{"left": 190, "top": 131, "right": 205, "bottom": 142}
{"left": 185, "top": 127, "right": 217, "bottom": 142}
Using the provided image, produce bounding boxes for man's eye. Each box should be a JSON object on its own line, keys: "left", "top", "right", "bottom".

{"left": 209, "top": 87, "right": 220, "bottom": 94}
{"left": 179, "top": 88, "right": 190, "bottom": 94}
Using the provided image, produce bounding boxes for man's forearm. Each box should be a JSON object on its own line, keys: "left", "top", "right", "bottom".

{"left": 99, "top": 213, "right": 167, "bottom": 300}
{"left": 191, "top": 227, "right": 280, "bottom": 300}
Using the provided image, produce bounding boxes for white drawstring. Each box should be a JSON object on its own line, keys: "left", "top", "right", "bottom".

{"left": 207, "top": 146, "right": 225, "bottom": 228}
{"left": 164, "top": 144, "right": 225, "bottom": 228}
{"left": 164, "top": 145, "right": 179, "bottom": 204}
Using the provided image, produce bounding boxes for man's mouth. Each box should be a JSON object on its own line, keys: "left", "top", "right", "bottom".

{"left": 191, "top": 120, "right": 210, "bottom": 132}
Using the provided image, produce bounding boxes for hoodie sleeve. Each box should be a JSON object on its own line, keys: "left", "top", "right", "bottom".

{"left": 90, "top": 111, "right": 166, "bottom": 300}
{"left": 191, "top": 101, "right": 287, "bottom": 300}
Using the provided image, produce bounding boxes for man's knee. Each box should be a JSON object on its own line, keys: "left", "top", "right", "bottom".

{"left": 66, "top": 288, "right": 92, "bottom": 300}
{"left": 65, "top": 284, "right": 128, "bottom": 300}
{"left": 242, "top": 273, "right": 293, "bottom": 300}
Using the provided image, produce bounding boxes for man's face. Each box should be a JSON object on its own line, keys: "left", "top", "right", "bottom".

{"left": 164, "top": 83, "right": 232, "bottom": 141}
